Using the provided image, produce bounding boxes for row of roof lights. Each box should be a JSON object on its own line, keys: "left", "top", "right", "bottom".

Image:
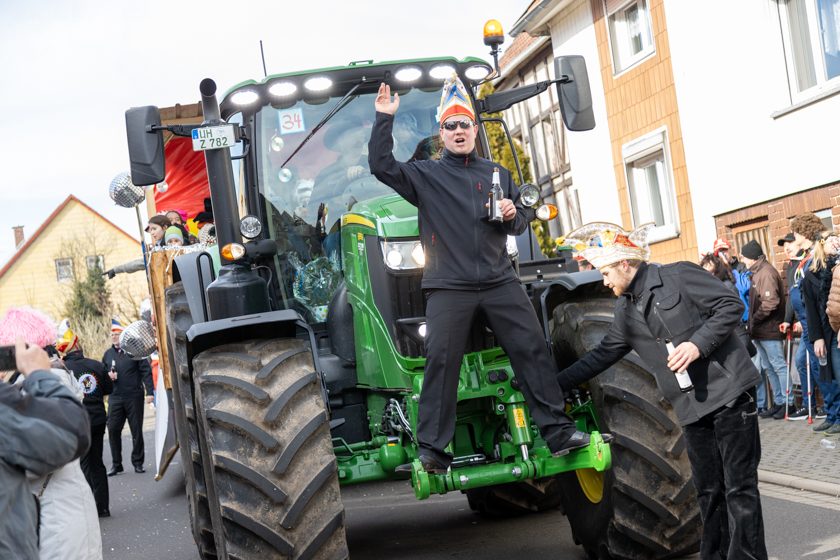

{"left": 229, "top": 63, "right": 492, "bottom": 107}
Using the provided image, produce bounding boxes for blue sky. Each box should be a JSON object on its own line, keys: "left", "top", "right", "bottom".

{"left": 0, "top": 0, "right": 528, "bottom": 266}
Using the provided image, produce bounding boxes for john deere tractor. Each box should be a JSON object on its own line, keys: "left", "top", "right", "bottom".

{"left": 124, "top": 50, "right": 700, "bottom": 559}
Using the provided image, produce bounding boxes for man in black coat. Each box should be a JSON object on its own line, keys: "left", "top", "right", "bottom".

{"left": 60, "top": 330, "right": 114, "bottom": 517}
{"left": 559, "top": 222, "right": 766, "bottom": 560}
{"left": 103, "top": 322, "right": 153, "bottom": 475}
{"left": 368, "top": 79, "right": 595, "bottom": 473}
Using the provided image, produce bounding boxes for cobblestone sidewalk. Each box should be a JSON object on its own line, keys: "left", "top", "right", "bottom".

{"left": 758, "top": 415, "right": 840, "bottom": 490}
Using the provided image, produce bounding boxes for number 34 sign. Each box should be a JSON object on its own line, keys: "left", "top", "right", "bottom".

{"left": 278, "top": 108, "right": 305, "bottom": 135}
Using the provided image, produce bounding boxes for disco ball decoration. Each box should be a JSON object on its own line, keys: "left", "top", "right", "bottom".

{"left": 109, "top": 172, "right": 146, "bottom": 208}
{"left": 119, "top": 320, "right": 157, "bottom": 359}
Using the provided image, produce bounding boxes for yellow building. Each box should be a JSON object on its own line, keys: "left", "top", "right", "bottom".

{"left": 0, "top": 195, "right": 149, "bottom": 327}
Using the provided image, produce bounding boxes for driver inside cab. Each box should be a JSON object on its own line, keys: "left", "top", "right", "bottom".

{"left": 313, "top": 118, "right": 371, "bottom": 210}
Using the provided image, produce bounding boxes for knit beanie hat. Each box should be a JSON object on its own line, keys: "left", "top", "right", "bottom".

{"left": 740, "top": 240, "right": 764, "bottom": 260}
{"left": 165, "top": 226, "right": 184, "bottom": 244}
{"left": 0, "top": 307, "right": 57, "bottom": 348}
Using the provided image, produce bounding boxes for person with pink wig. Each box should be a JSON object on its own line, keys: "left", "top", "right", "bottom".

{"left": 0, "top": 307, "right": 103, "bottom": 559}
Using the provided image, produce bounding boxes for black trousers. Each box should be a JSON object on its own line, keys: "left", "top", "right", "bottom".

{"left": 80, "top": 421, "right": 109, "bottom": 513}
{"left": 682, "top": 390, "right": 767, "bottom": 560}
{"left": 108, "top": 395, "right": 145, "bottom": 469}
{"left": 417, "top": 282, "right": 576, "bottom": 464}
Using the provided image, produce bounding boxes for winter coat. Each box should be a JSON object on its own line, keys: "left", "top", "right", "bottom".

{"left": 558, "top": 261, "right": 760, "bottom": 426}
{"left": 801, "top": 264, "right": 837, "bottom": 383}
{"left": 62, "top": 351, "right": 113, "bottom": 426}
{"left": 746, "top": 257, "right": 786, "bottom": 340}
{"left": 0, "top": 370, "right": 91, "bottom": 560}
{"left": 827, "top": 264, "right": 840, "bottom": 333}
{"left": 27, "top": 367, "right": 102, "bottom": 560}
{"left": 369, "top": 111, "right": 531, "bottom": 290}
{"left": 102, "top": 346, "right": 153, "bottom": 399}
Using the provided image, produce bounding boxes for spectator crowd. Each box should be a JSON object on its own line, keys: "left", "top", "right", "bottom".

{"left": 704, "top": 213, "right": 840, "bottom": 432}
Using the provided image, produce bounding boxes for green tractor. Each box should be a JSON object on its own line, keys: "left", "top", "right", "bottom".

{"left": 124, "top": 51, "right": 700, "bottom": 560}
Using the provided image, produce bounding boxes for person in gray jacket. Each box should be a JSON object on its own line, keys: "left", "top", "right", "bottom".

{"left": 558, "top": 222, "right": 766, "bottom": 560}
{"left": 0, "top": 338, "right": 91, "bottom": 560}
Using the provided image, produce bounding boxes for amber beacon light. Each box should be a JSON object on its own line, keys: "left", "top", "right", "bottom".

{"left": 483, "top": 19, "right": 505, "bottom": 74}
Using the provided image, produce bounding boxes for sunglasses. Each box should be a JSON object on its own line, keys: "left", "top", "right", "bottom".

{"left": 441, "top": 119, "right": 474, "bottom": 131}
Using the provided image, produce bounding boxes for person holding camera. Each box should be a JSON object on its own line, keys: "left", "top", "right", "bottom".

{"left": 0, "top": 307, "right": 100, "bottom": 560}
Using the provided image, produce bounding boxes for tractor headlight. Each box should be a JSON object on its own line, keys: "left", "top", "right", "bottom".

{"left": 239, "top": 215, "right": 262, "bottom": 239}
{"left": 381, "top": 240, "right": 425, "bottom": 271}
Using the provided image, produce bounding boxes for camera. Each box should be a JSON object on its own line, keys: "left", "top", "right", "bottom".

{"left": 0, "top": 345, "right": 16, "bottom": 372}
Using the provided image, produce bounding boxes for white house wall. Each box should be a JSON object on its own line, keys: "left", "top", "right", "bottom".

{"left": 665, "top": 0, "right": 840, "bottom": 249}
{"left": 547, "top": 0, "right": 622, "bottom": 227}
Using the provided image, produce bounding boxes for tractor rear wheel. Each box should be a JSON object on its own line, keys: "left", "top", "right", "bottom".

{"left": 193, "top": 338, "right": 348, "bottom": 559}
{"left": 164, "top": 282, "right": 217, "bottom": 558}
{"left": 551, "top": 297, "right": 701, "bottom": 559}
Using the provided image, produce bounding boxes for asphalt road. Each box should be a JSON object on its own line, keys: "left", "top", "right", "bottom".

{"left": 100, "top": 427, "right": 840, "bottom": 560}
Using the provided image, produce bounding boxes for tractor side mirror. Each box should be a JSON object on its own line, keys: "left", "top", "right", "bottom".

{"left": 554, "top": 56, "right": 595, "bottom": 132}
{"left": 125, "top": 106, "right": 165, "bottom": 186}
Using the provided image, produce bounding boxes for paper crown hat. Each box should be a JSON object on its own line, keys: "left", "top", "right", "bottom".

{"left": 55, "top": 317, "right": 79, "bottom": 354}
{"left": 111, "top": 318, "right": 124, "bottom": 333}
{"left": 438, "top": 73, "right": 476, "bottom": 124}
{"left": 562, "top": 222, "right": 654, "bottom": 269}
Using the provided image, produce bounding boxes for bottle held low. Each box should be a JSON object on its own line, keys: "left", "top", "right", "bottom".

{"left": 666, "top": 341, "right": 694, "bottom": 393}
{"left": 488, "top": 167, "right": 503, "bottom": 223}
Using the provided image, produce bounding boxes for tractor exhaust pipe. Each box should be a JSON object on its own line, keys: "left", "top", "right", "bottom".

{"left": 199, "top": 78, "right": 270, "bottom": 320}
{"left": 199, "top": 78, "right": 240, "bottom": 256}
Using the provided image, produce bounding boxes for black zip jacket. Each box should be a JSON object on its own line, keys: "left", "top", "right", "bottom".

{"left": 801, "top": 265, "right": 836, "bottom": 383}
{"left": 369, "top": 111, "right": 532, "bottom": 290}
{"left": 102, "top": 346, "right": 153, "bottom": 399}
{"left": 63, "top": 350, "right": 113, "bottom": 426}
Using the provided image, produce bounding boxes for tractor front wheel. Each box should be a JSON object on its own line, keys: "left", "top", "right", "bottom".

{"left": 193, "top": 337, "right": 348, "bottom": 559}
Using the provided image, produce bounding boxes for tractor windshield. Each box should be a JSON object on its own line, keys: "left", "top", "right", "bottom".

{"left": 256, "top": 87, "right": 442, "bottom": 322}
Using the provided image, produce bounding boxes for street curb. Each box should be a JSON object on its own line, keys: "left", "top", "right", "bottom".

{"left": 758, "top": 469, "right": 840, "bottom": 497}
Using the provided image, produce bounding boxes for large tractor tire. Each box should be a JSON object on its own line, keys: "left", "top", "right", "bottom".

{"left": 551, "top": 297, "right": 701, "bottom": 560}
{"left": 192, "top": 338, "right": 348, "bottom": 560}
{"left": 165, "top": 282, "right": 217, "bottom": 558}
{"left": 465, "top": 476, "right": 564, "bottom": 517}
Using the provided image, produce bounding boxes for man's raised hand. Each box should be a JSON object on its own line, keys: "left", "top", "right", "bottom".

{"left": 374, "top": 83, "right": 399, "bottom": 115}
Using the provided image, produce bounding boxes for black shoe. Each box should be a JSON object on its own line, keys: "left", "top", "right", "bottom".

{"left": 826, "top": 424, "right": 840, "bottom": 435}
{"left": 788, "top": 407, "right": 810, "bottom": 420}
{"left": 813, "top": 420, "right": 834, "bottom": 432}
{"left": 107, "top": 465, "right": 123, "bottom": 477}
{"left": 134, "top": 466, "right": 146, "bottom": 474}
{"left": 553, "top": 431, "right": 591, "bottom": 456}
{"left": 395, "top": 454, "right": 448, "bottom": 474}
{"left": 773, "top": 405, "right": 790, "bottom": 420}
{"left": 759, "top": 404, "right": 781, "bottom": 419}
{"left": 98, "top": 510, "right": 110, "bottom": 518}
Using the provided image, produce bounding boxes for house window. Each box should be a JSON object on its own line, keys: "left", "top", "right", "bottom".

{"left": 778, "top": 0, "right": 840, "bottom": 98}
{"left": 815, "top": 208, "right": 833, "bottom": 230}
{"left": 623, "top": 128, "right": 678, "bottom": 243}
{"left": 606, "top": 0, "right": 655, "bottom": 73}
{"left": 86, "top": 255, "right": 105, "bottom": 272}
{"left": 55, "top": 258, "right": 74, "bottom": 282}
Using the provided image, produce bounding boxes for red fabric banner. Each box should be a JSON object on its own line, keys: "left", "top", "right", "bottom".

{"left": 154, "top": 137, "right": 210, "bottom": 226}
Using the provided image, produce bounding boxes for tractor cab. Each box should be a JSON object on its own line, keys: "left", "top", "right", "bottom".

{"left": 218, "top": 58, "right": 494, "bottom": 324}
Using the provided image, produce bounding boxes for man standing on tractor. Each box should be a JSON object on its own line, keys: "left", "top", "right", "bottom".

{"left": 557, "top": 222, "right": 767, "bottom": 559}
{"left": 368, "top": 77, "right": 597, "bottom": 474}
